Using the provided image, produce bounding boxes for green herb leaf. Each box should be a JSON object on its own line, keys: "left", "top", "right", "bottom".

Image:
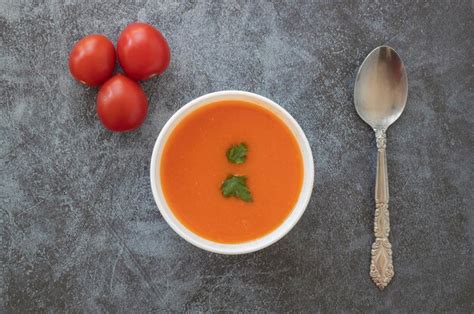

{"left": 226, "top": 143, "right": 248, "bottom": 164}
{"left": 220, "top": 175, "right": 253, "bottom": 202}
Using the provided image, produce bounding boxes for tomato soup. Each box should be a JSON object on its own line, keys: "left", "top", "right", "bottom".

{"left": 160, "top": 100, "right": 303, "bottom": 243}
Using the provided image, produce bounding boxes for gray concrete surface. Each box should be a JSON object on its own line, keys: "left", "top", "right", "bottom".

{"left": 1, "top": 0, "right": 473, "bottom": 312}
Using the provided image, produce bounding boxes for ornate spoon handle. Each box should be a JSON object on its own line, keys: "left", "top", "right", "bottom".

{"left": 370, "top": 129, "right": 394, "bottom": 290}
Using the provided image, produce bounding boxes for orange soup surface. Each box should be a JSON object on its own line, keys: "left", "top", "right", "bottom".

{"left": 160, "top": 100, "right": 303, "bottom": 243}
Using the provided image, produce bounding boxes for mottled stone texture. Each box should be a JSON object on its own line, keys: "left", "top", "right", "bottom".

{"left": 1, "top": 0, "right": 473, "bottom": 312}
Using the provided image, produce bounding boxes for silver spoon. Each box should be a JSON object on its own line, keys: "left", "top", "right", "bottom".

{"left": 354, "top": 46, "right": 408, "bottom": 290}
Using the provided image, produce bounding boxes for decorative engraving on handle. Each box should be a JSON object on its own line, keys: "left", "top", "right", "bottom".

{"left": 375, "top": 129, "right": 386, "bottom": 150}
{"left": 370, "top": 129, "right": 394, "bottom": 290}
{"left": 370, "top": 202, "right": 394, "bottom": 290}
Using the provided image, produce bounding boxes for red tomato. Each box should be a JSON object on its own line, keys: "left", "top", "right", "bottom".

{"left": 117, "top": 23, "right": 170, "bottom": 81}
{"left": 68, "top": 34, "right": 116, "bottom": 87}
{"left": 96, "top": 74, "right": 148, "bottom": 132}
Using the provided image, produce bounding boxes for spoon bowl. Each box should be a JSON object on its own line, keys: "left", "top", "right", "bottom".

{"left": 354, "top": 46, "right": 408, "bottom": 130}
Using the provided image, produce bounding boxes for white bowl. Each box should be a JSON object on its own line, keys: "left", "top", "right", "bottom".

{"left": 150, "top": 91, "right": 314, "bottom": 254}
